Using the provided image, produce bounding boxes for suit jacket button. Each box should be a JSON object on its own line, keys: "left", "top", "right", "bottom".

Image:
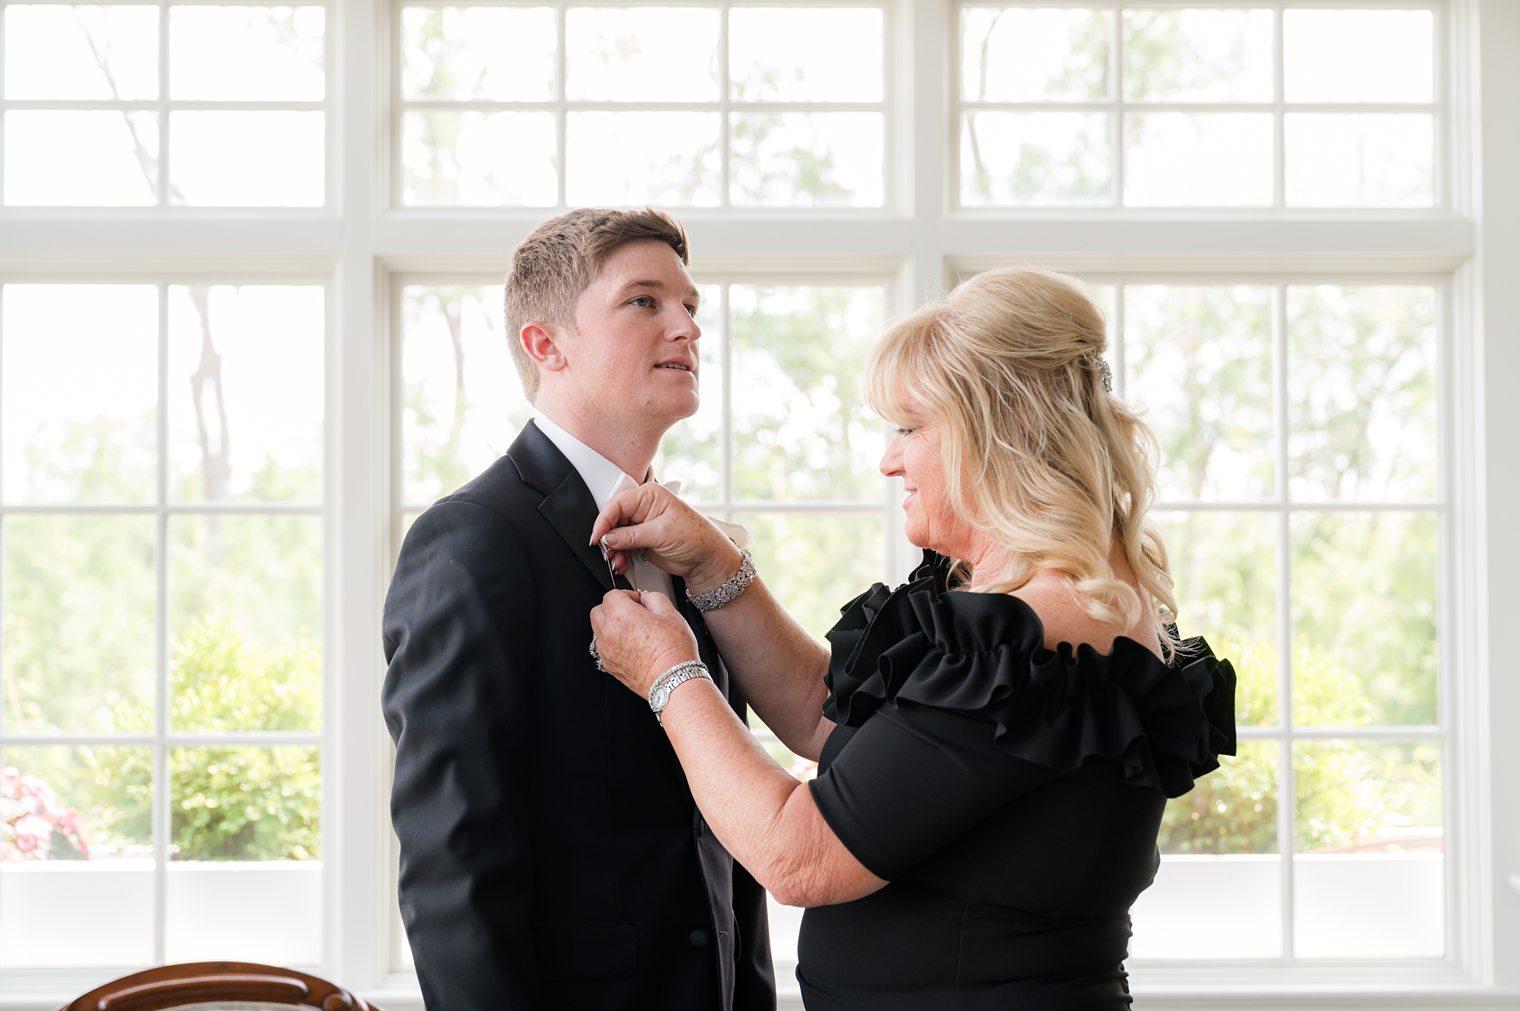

{"left": 689, "top": 929, "right": 710, "bottom": 949}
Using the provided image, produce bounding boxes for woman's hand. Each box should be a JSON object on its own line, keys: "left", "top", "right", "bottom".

{"left": 589, "top": 483, "right": 742, "bottom": 595}
{"left": 590, "top": 589, "right": 701, "bottom": 697}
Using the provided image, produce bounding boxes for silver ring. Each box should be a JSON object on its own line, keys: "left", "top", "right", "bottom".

{"left": 588, "top": 635, "right": 605, "bottom": 672}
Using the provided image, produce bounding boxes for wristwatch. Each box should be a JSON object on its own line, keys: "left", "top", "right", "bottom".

{"left": 648, "top": 660, "right": 713, "bottom": 726}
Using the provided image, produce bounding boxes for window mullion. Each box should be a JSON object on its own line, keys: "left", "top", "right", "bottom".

{"left": 1112, "top": 0, "right": 1124, "bottom": 207}
{"left": 555, "top": 5, "right": 568, "bottom": 208}
{"left": 158, "top": 0, "right": 171, "bottom": 207}
{"left": 1437, "top": 273, "right": 1463, "bottom": 969}
{"left": 1274, "top": 4, "right": 1286, "bottom": 207}
{"left": 720, "top": 3, "right": 731, "bottom": 208}
{"left": 1273, "top": 281, "right": 1296, "bottom": 961}
{"left": 153, "top": 282, "right": 170, "bottom": 964}
{"left": 0, "top": 7, "right": 6, "bottom": 205}
{"left": 720, "top": 282, "right": 733, "bottom": 521}
{"left": 0, "top": 283, "right": 6, "bottom": 970}
{"left": 329, "top": 0, "right": 387, "bottom": 985}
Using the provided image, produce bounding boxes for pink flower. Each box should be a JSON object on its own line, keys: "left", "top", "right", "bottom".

{"left": 2, "top": 768, "right": 90, "bottom": 862}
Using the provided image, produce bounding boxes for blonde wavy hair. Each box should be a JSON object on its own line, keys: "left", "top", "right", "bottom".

{"left": 865, "top": 267, "right": 1179, "bottom": 655}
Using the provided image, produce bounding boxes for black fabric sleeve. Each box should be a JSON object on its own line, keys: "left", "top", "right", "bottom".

{"left": 808, "top": 702, "right": 1065, "bottom": 881}
{"left": 381, "top": 500, "right": 541, "bottom": 1010}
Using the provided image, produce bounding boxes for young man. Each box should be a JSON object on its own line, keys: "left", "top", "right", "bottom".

{"left": 382, "top": 208, "right": 775, "bottom": 1010}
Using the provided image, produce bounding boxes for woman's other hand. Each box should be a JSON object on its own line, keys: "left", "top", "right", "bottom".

{"left": 589, "top": 483, "right": 742, "bottom": 594}
{"left": 590, "top": 589, "right": 701, "bottom": 697}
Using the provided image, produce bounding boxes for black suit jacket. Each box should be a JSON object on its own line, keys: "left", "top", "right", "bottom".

{"left": 382, "top": 421, "right": 775, "bottom": 1011}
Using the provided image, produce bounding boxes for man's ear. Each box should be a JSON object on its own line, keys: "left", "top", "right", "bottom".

{"left": 521, "top": 322, "right": 568, "bottom": 374}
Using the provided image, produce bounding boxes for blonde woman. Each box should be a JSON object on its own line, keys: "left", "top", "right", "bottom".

{"left": 588, "top": 267, "right": 1236, "bottom": 1009}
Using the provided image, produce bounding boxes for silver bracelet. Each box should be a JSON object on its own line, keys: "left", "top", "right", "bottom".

{"left": 685, "top": 548, "right": 755, "bottom": 612}
{"left": 647, "top": 660, "right": 713, "bottom": 726}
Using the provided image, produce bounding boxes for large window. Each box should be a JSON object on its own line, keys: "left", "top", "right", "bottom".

{"left": 396, "top": 2, "right": 888, "bottom": 208}
{"left": 1113, "top": 278, "right": 1444, "bottom": 959}
{"left": 0, "top": 280, "right": 325, "bottom": 966}
{"left": 958, "top": 5, "right": 1438, "bottom": 207}
{"left": 1, "top": 3, "right": 328, "bottom": 206}
{"left": 2, "top": 1, "right": 1517, "bottom": 1008}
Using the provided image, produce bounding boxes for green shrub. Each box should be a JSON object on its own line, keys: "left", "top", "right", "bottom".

{"left": 1159, "top": 638, "right": 1438, "bottom": 854}
{"left": 82, "top": 616, "right": 320, "bottom": 861}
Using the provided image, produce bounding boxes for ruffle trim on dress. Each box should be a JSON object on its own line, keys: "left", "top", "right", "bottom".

{"left": 823, "top": 559, "right": 1237, "bottom": 799}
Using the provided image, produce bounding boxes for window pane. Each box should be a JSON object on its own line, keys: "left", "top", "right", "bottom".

{"left": 1155, "top": 511, "right": 1277, "bottom": 726}
{"left": 3, "top": 4, "right": 158, "bottom": 100}
{"left": 168, "top": 285, "right": 324, "bottom": 503}
{"left": 1159, "top": 738, "right": 1278, "bottom": 855}
{"left": 1291, "top": 512, "right": 1437, "bottom": 727}
{"left": 168, "top": 5, "right": 324, "bottom": 101}
{"left": 1122, "top": 7, "right": 1273, "bottom": 102}
{"left": 730, "top": 7, "right": 883, "bottom": 102}
{"left": 3, "top": 110, "right": 158, "bottom": 206}
{"left": 565, "top": 111, "right": 721, "bottom": 207}
{"left": 1286, "top": 114, "right": 1434, "bottom": 208}
{"left": 960, "top": 7, "right": 1110, "bottom": 102}
{"left": 169, "top": 111, "right": 324, "bottom": 206}
{"left": 169, "top": 515, "right": 321, "bottom": 732}
{"left": 1, "top": 284, "right": 158, "bottom": 504}
{"left": 1288, "top": 286, "right": 1438, "bottom": 502}
{"left": 731, "top": 512, "right": 884, "bottom": 642}
{"left": 961, "top": 111, "right": 1111, "bottom": 207}
{"left": 1123, "top": 285, "right": 1275, "bottom": 501}
{"left": 2, "top": 516, "right": 156, "bottom": 734}
{"left": 166, "top": 747, "right": 321, "bottom": 960}
{"left": 730, "top": 285, "right": 886, "bottom": 501}
{"left": 0, "top": 747, "right": 153, "bottom": 968}
{"left": 402, "top": 110, "right": 558, "bottom": 207}
{"left": 400, "top": 6, "right": 555, "bottom": 101}
{"left": 657, "top": 284, "right": 723, "bottom": 504}
{"left": 1132, "top": 860, "right": 1282, "bottom": 958}
{"left": 400, "top": 284, "right": 528, "bottom": 506}
{"left": 1284, "top": 9, "right": 1434, "bottom": 104}
{"left": 565, "top": 6, "right": 719, "bottom": 102}
{"left": 1293, "top": 740, "right": 1442, "bottom": 957}
{"left": 1133, "top": 740, "right": 1282, "bottom": 958}
{"left": 731, "top": 112, "right": 883, "bottom": 208}
{"left": 1124, "top": 113, "right": 1272, "bottom": 206}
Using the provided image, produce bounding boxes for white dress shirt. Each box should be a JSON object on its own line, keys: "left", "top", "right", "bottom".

{"left": 533, "top": 414, "right": 677, "bottom": 602}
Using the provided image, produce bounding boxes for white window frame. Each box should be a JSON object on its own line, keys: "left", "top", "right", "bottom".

{"left": 389, "top": 0, "right": 897, "bottom": 212}
{"left": 1, "top": 0, "right": 1517, "bottom": 1008}
{"left": 954, "top": 0, "right": 1449, "bottom": 211}
{"left": 0, "top": 268, "right": 330, "bottom": 970}
{"left": 0, "top": 0, "right": 338, "bottom": 211}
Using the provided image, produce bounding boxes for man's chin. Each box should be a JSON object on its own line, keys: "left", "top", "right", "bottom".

{"left": 661, "top": 394, "right": 702, "bottom": 425}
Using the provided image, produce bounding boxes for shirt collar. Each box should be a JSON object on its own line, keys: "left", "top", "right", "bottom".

{"left": 533, "top": 413, "right": 644, "bottom": 512}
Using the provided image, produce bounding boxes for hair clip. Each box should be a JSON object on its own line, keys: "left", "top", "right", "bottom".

{"left": 1094, "top": 355, "right": 1114, "bottom": 393}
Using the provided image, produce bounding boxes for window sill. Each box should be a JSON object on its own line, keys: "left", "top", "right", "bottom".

{"left": 5, "top": 971, "right": 1516, "bottom": 1011}
{"left": 361, "top": 981, "right": 1520, "bottom": 1011}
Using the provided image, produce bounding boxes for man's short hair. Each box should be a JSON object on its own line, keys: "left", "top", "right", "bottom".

{"left": 505, "top": 207, "right": 690, "bottom": 402}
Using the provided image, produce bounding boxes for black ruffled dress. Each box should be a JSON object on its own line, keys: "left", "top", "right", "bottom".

{"left": 798, "top": 553, "right": 1236, "bottom": 1010}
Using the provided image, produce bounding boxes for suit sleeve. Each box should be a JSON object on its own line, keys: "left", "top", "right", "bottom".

{"left": 382, "top": 499, "right": 541, "bottom": 1010}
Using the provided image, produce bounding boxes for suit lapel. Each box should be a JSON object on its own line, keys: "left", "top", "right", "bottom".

{"left": 507, "top": 420, "right": 617, "bottom": 593}
{"left": 539, "top": 469, "right": 620, "bottom": 593}
{"left": 509, "top": 421, "right": 723, "bottom": 682}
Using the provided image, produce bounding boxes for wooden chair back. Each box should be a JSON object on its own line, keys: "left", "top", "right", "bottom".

{"left": 56, "top": 961, "right": 380, "bottom": 1011}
